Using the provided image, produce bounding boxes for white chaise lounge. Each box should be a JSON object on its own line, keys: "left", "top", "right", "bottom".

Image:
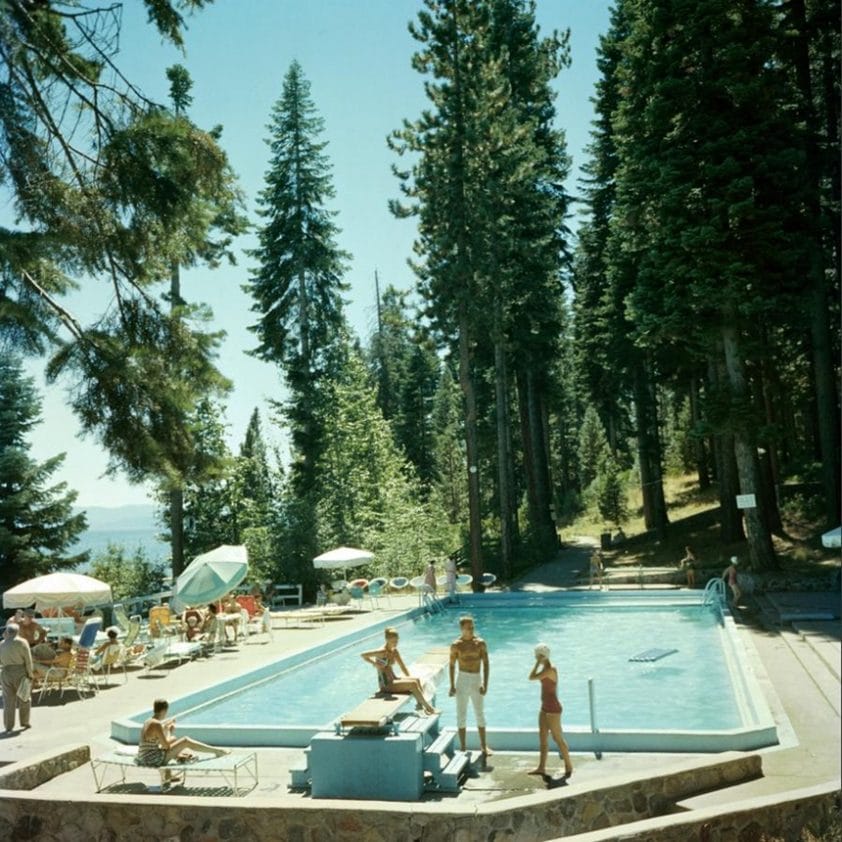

{"left": 90, "top": 746, "right": 258, "bottom": 795}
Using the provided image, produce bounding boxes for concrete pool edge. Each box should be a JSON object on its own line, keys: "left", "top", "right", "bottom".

{"left": 112, "top": 591, "right": 781, "bottom": 753}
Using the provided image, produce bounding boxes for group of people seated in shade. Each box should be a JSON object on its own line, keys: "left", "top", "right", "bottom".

{"left": 179, "top": 592, "right": 266, "bottom": 644}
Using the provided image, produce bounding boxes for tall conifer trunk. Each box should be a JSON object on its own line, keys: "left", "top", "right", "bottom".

{"left": 689, "top": 376, "right": 710, "bottom": 489}
{"left": 721, "top": 322, "right": 777, "bottom": 569}
{"left": 459, "top": 317, "right": 483, "bottom": 588}
{"left": 708, "top": 356, "right": 744, "bottom": 543}
{"left": 632, "top": 360, "right": 668, "bottom": 539}
{"left": 169, "top": 260, "right": 185, "bottom": 577}
{"left": 789, "top": 0, "right": 841, "bottom": 524}
{"left": 494, "top": 332, "right": 514, "bottom": 579}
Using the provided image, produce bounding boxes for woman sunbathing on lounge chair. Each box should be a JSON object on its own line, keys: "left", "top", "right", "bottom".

{"left": 361, "top": 628, "right": 439, "bottom": 715}
{"left": 138, "top": 699, "right": 228, "bottom": 784}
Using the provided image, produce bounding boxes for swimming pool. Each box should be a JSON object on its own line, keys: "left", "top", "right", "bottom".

{"left": 112, "top": 591, "right": 778, "bottom": 753}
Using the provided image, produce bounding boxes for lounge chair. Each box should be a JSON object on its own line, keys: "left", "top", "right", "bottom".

{"left": 75, "top": 618, "right": 101, "bottom": 649}
{"left": 369, "top": 577, "right": 391, "bottom": 607}
{"left": 348, "top": 585, "right": 366, "bottom": 612}
{"left": 90, "top": 745, "right": 258, "bottom": 795}
{"left": 367, "top": 581, "right": 385, "bottom": 609}
{"left": 32, "top": 662, "right": 70, "bottom": 702}
{"left": 148, "top": 605, "right": 179, "bottom": 639}
{"left": 56, "top": 647, "right": 99, "bottom": 699}
{"left": 112, "top": 603, "right": 132, "bottom": 633}
{"left": 98, "top": 620, "right": 147, "bottom": 682}
{"left": 456, "top": 574, "right": 473, "bottom": 591}
{"left": 244, "top": 607, "right": 273, "bottom": 644}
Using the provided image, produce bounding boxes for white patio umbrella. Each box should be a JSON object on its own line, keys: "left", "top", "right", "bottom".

{"left": 3, "top": 571, "right": 113, "bottom": 612}
{"left": 172, "top": 544, "right": 249, "bottom": 609}
{"left": 313, "top": 546, "right": 374, "bottom": 582}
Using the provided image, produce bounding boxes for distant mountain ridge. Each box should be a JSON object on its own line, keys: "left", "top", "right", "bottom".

{"left": 70, "top": 504, "right": 169, "bottom": 566}
{"left": 74, "top": 503, "right": 157, "bottom": 532}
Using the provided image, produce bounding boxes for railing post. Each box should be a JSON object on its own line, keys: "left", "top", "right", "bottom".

{"left": 588, "top": 677, "right": 602, "bottom": 759}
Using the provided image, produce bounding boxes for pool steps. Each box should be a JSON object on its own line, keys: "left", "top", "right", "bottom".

{"left": 421, "top": 727, "right": 470, "bottom": 791}
{"left": 288, "top": 646, "right": 466, "bottom": 798}
{"left": 289, "top": 713, "right": 469, "bottom": 796}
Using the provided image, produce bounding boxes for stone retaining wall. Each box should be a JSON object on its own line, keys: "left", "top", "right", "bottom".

{"left": 0, "top": 749, "right": 762, "bottom": 842}
{"left": 0, "top": 745, "right": 89, "bottom": 791}
{"left": 560, "top": 780, "right": 841, "bottom": 841}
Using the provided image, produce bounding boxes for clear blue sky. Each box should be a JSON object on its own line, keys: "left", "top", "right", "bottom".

{"left": 25, "top": 0, "right": 612, "bottom": 508}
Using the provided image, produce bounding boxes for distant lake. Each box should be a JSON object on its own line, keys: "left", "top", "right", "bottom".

{"left": 71, "top": 528, "right": 170, "bottom": 571}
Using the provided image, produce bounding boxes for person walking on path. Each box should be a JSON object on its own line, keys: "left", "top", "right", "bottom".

{"left": 589, "top": 550, "right": 604, "bottom": 590}
{"left": 527, "top": 643, "right": 573, "bottom": 779}
{"left": 722, "top": 557, "right": 741, "bottom": 605}
{"left": 424, "top": 560, "right": 437, "bottom": 593}
{"left": 449, "top": 615, "right": 492, "bottom": 755}
{"left": 445, "top": 556, "right": 457, "bottom": 599}
{"left": 679, "top": 546, "right": 697, "bottom": 588}
{"left": 0, "top": 623, "right": 34, "bottom": 734}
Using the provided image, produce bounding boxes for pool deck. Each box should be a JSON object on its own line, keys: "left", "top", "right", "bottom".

{"left": 0, "top": 548, "right": 839, "bottom": 827}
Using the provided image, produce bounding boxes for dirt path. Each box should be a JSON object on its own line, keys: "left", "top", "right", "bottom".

{"left": 510, "top": 536, "right": 599, "bottom": 591}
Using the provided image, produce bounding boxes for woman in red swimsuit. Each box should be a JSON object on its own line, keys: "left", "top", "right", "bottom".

{"left": 527, "top": 643, "right": 573, "bottom": 779}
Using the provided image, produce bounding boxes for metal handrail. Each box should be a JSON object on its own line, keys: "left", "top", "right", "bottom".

{"left": 703, "top": 576, "right": 726, "bottom": 606}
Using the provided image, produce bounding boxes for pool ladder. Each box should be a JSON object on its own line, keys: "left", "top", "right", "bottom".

{"left": 702, "top": 576, "right": 726, "bottom": 607}
{"left": 422, "top": 590, "right": 445, "bottom": 614}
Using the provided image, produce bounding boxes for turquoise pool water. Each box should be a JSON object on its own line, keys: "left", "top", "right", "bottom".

{"left": 176, "top": 600, "right": 739, "bottom": 732}
{"left": 113, "top": 591, "right": 779, "bottom": 751}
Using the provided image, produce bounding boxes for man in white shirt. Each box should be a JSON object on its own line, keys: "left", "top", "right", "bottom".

{"left": 0, "top": 623, "right": 34, "bottom": 733}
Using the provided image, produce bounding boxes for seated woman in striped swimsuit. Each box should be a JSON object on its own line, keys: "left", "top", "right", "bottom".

{"left": 361, "top": 628, "right": 439, "bottom": 715}
{"left": 138, "top": 699, "right": 229, "bottom": 784}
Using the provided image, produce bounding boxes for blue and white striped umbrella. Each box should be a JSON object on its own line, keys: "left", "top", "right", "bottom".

{"left": 173, "top": 544, "right": 249, "bottom": 609}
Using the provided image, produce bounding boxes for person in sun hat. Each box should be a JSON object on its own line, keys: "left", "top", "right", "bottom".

{"left": 722, "top": 556, "right": 741, "bottom": 605}
{"left": 527, "top": 643, "right": 573, "bottom": 780}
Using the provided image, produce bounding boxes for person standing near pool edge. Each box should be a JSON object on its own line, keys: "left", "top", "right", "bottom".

{"left": 527, "top": 643, "right": 573, "bottom": 780}
{"left": 449, "top": 615, "right": 492, "bottom": 755}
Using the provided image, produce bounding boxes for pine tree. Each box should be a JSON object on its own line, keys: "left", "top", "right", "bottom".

{"left": 0, "top": 356, "right": 88, "bottom": 592}
{"left": 367, "top": 286, "right": 440, "bottom": 487}
{"left": 612, "top": 0, "right": 811, "bottom": 568}
{"left": 1, "top": 3, "right": 245, "bottom": 504}
{"left": 314, "top": 351, "right": 454, "bottom": 580}
{"left": 577, "top": 406, "right": 611, "bottom": 491}
{"left": 246, "top": 60, "right": 349, "bottom": 495}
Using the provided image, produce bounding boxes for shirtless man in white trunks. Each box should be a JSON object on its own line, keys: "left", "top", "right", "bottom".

{"left": 449, "top": 615, "right": 492, "bottom": 755}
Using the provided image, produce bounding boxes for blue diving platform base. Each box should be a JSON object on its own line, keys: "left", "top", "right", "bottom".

{"left": 308, "top": 728, "right": 425, "bottom": 800}
{"left": 290, "top": 647, "right": 467, "bottom": 800}
{"left": 290, "top": 712, "right": 469, "bottom": 800}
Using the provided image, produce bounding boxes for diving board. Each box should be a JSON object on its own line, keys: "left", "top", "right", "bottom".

{"left": 294, "top": 646, "right": 457, "bottom": 800}
{"left": 340, "top": 693, "right": 411, "bottom": 729}
{"left": 629, "top": 648, "right": 678, "bottom": 662}
{"left": 339, "top": 646, "right": 450, "bottom": 730}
